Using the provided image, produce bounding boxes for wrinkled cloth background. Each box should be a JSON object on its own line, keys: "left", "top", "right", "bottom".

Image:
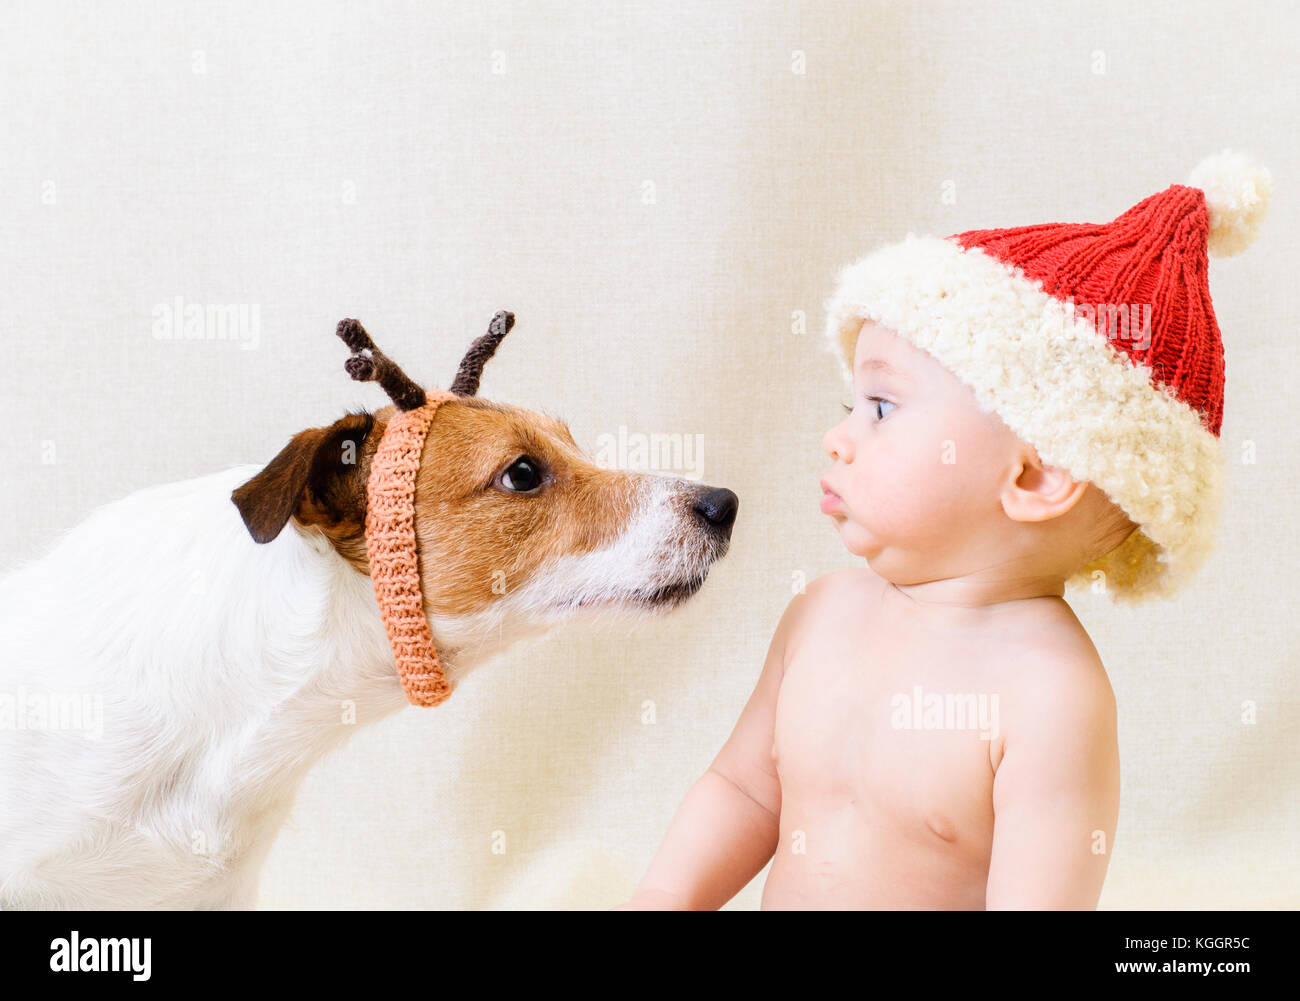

{"left": 2, "top": 0, "right": 1296, "bottom": 909}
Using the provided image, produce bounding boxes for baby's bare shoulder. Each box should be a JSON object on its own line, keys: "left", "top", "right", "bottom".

{"left": 770, "top": 567, "right": 884, "bottom": 666}
{"left": 802, "top": 565, "right": 883, "bottom": 608}
{"left": 995, "top": 603, "right": 1117, "bottom": 735}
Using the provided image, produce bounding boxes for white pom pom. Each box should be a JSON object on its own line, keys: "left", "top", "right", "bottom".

{"left": 1187, "top": 149, "right": 1272, "bottom": 257}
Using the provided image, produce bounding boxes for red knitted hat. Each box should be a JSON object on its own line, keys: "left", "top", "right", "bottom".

{"left": 823, "top": 149, "right": 1272, "bottom": 603}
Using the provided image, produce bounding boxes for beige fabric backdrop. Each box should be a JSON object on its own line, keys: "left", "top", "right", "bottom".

{"left": 2, "top": 0, "right": 1296, "bottom": 909}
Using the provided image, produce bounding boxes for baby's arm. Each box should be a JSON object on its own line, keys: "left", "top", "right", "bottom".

{"left": 616, "top": 589, "right": 806, "bottom": 910}
{"left": 984, "top": 653, "right": 1120, "bottom": 909}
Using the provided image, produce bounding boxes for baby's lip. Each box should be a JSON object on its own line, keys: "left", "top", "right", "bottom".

{"left": 819, "top": 477, "right": 841, "bottom": 499}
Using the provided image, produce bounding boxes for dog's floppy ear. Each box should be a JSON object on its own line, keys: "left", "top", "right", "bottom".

{"left": 231, "top": 411, "right": 377, "bottom": 544}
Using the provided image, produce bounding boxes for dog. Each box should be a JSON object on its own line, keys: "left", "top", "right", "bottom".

{"left": 0, "top": 313, "right": 738, "bottom": 909}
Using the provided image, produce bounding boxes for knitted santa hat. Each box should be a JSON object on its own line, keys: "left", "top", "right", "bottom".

{"left": 822, "top": 149, "right": 1272, "bottom": 604}
{"left": 337, "top": 311, "right": 516, "bottom": 705}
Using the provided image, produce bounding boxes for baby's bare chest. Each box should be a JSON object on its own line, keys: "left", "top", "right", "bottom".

{"left": 772, "top": 621, "right": 1007, "bottom": 841}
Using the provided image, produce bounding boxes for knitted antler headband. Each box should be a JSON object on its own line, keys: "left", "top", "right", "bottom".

{"left": 336, "top": 310, "right": 516, "bottom": 707}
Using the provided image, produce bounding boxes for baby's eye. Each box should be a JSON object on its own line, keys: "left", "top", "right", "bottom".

{"left": 844, "top": 396, "right": 895, "bottom": 421}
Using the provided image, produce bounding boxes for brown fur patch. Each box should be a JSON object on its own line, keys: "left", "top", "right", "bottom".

{"left": 232, "top": 411, "right": 375, "bottom": 547}
{"left": 407, "top": 399, "right": 643, "bottom": 617}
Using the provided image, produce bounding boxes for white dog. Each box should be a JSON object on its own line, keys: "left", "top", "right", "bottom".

{"left": 0, "top": 314, "right": 737, "bottom": 908}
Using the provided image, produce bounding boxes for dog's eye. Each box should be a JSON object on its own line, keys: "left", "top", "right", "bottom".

{"left": 499, "top": 456, "right": 544, "bottom": 493}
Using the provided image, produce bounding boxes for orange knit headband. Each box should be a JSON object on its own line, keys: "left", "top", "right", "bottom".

{"left": 336, "top": 312, "right": 516, "bottom": 707}
{"left": 364, "top": 392, "right": 457, "bottom": 706}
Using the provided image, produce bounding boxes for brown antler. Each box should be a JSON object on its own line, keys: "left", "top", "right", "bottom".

{"left": 450, "top": 310, "right": 515, "bottom": 396}
{"left": 336, "top": 318, "right": 427, "bottom": 411}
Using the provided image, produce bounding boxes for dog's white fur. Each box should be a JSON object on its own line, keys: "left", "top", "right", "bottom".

{"left": 0, "top": 463, "right": 723, "bottom": 909}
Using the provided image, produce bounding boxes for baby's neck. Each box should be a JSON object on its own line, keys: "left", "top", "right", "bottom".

{"left": 882, "top": 572, "right": 1066, "bottom": 619}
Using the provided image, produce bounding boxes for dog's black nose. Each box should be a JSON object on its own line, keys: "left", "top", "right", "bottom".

{"left": 692, "top": 486, "right": 739, "bottom": 535}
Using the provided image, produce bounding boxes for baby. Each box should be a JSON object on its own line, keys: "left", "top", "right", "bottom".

{"left": 618, "top": 149, "right": 1270, "bottom": 909}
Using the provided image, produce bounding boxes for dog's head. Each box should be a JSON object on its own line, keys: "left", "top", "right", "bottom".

{"left": 231, "top": 313, "right": 737, "bottom": 661}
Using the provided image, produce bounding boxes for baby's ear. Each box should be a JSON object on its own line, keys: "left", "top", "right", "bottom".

{"left": 231, "top": 412, "right": 377, "bottom": 544}
{"left": 1002, "top": 459, "right": 1089, "bottom": 523}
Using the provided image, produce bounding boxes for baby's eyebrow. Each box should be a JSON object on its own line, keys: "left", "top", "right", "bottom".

{"left": 857, "top": 357, "right": 910, "bottom": 381}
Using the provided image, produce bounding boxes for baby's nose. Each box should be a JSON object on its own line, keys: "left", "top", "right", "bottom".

{"left": 822, "top": 425, "right": 847, "bottom": 462}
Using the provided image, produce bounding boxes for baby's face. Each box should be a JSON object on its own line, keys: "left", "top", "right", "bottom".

{"left": 821, "top": 321, "right": 1027, "bottom": 581}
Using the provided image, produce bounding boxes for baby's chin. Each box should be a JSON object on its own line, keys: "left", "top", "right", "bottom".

{"left": 833, "top": 523, "right": 908, "bottom": 580}
{"left": 831, "top": 518, "right": 877, "bottom": 559}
